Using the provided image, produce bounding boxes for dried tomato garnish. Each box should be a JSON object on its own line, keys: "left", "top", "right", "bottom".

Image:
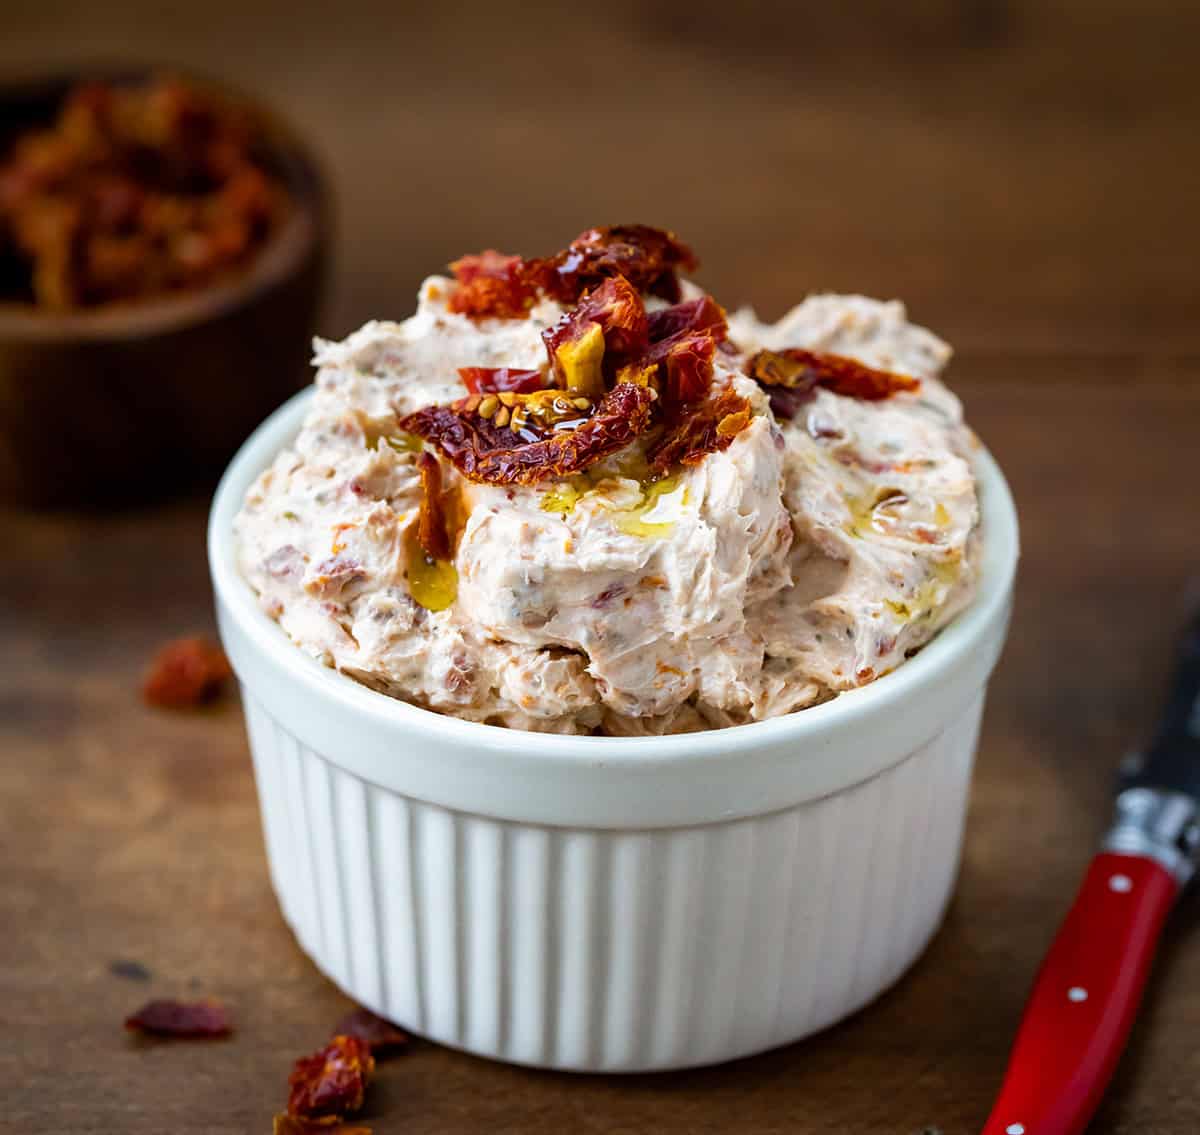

{"left": 640, "top": 295, "right": 728, "bottom": 410}
{"left": 401, "top": 382, "right": 655, "bottom": 485}
{"left": 446, "top": 225, "right": 697, "bottom": 319}
{"left": 331, "top": 1008, "right": 409, "bottom": 1057}
{"left": 142, "top": 636, "right": 233, "bottom": 708}
{"left": 542, "top": 276, "right": 650, "bottom": 396}
{"left": 287, "top": 1035, "right": 375, "bottom": 1120}
{"left": 748, "top": 348, "right": 920, "bottom": 418}
{"left": 274, "top": 1115, "right": 371, "bottom": 1135}
{"left": 535, "top": 224, "right": 697, "bottom": 304}
{"left": 646, "top": 294, "right": 726, "bottom": 344}
{"left": 649, "top": 389, "right": 752, "bottom": 472}
{"left": 458, "top": 366, "right": 547, "bottom": 395}
{"left": 412, "top": 231, "right": 750, "bottom": 483}
{"left": 657, "top": 330, "right": 718, "bottom": 410}
{"left": 539, "top": 285, "right": 724, "bottom": 411}
{"left": 446, "top": 249, "right": 536, "bottom": 318}
{"left": 124, "top": 999, "right": 232, "bottom": 1038}
{"left": 559, "top": 275, "right": 650, "bottom": 358}
{"left": 416, "top": 451, "right": 452, "bottom": 561}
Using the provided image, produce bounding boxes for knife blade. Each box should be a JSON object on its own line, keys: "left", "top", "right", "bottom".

{"left": 1126, "top": 602, "right": 1200, "bottom": 794}
{"left": 980, "top": 602, "right": 1200, "bottom": 1135}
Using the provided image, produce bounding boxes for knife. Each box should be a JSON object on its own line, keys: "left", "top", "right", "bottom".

{"left": 980, "top": 604, "right": 1200, "bottom": 1135}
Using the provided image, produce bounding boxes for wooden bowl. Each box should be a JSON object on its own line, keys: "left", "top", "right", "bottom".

{"left": 0, "top": 68, "right": 330, "bottom": 507}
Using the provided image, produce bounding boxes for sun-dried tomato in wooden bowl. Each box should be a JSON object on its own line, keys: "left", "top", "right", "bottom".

{"left": 0, "top": 69, "right": 329, "bottom": 506}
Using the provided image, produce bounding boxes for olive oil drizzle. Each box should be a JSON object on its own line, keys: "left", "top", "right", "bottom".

{"left": 405, "top": 527, "right": 458, "bottom": 611}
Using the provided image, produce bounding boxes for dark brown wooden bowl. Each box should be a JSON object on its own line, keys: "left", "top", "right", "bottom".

{"left": 0, "top": 68, "right": 330, "bottom": 507}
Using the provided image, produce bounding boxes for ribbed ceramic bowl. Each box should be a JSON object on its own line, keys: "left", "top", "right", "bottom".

{"left": 209, "top": 388, "right": 1019, "bottom": 1072}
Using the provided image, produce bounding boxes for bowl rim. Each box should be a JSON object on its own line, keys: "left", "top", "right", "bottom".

{"left": 0, "top": 64, "right": 327, "bottom": 340}
{"left": 209, "top": 385, "right": 1020, "bottom": 765}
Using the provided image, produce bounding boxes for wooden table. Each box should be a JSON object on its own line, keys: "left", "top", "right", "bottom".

{"left": 3, "top": 2, "right": 1199, "bottom": 1131}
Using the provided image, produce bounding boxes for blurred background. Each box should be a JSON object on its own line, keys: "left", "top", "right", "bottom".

{"left": 6, "top": 0, "right": 1197, "bottom": 348}
{"left": 4, "top": 3, "right": 1199, "bottom": 1132}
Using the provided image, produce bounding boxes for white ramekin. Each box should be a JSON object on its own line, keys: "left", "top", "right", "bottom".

{"left": 209, "top": 389, "right": 1019, "bottom": 1072}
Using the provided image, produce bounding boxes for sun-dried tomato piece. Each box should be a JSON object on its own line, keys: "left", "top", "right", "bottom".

{"left": 638, "top": 295, "right": 728, "bottom": 410}
{"left": 759, "top": 384, "right": 811, "bottom": 421}
{"left": 535, "top": 224, "right": 697, "bottom": 304}
{"left": 416, "top": 452, "right": 452, "bottom": 561}
{"left": 401, "top": 382, "right": 655, "bottom": 485}
{"left": 458, "top": 366, "right": 547, "bottom": 395}
{"left": 538, "top": 287, "right": 725, "bottom": 411}
{"left": 576, "top": 274, "right": 651, "bottom": 358}
{"left": 142, "top": 636, "right": 233, "bottom": 708}
{"left": 657, "top": 330, "right": 717, "bottom": 410}
{"left": 449, "top": 249, "right": 518, "bottom": 285}
{"left": 649, "top": 389, "right": 752, "bottom": 472}
{"left": 646, "top": 294, "right": 727, "bottom": 344}
{"left": 124, "top": 999, "right": 232, "bottom": 1038}
{"left": 446, "top": 226, "right": 697, "bottom": 319}
{"left": 748, "top": 349, "right": 920, "bottom": 418}
{"left": 542, "top": 276, "right": 650, "bottom": 396}
{"left": 273, "top": 1114, "right": 372, "bottom": 1135}
{"left": 287, "top": 1035, "right": 375, "bottom": 1120}
{"left": 331, "top": 1008, "right": 410, "bottom": 1057}
{"left": 446, "top": 249, "right": 536, "bottom": 318}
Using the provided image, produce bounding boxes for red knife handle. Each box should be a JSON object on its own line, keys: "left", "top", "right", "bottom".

{"left": 980, "top": 851, "right": 1179, "bottom": 1135}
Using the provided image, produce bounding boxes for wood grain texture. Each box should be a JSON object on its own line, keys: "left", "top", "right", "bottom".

{"left": 2, "top": 1, "right": 1199, "bottom": 1132}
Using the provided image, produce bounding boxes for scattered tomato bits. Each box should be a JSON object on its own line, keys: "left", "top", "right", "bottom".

{"left": 124, "top": 998, "right": 404, "bottom": 1131}
{"left": 748, "top": 348, "right": 920, "bottom": 418}
{"left": 273, "top": 1008, "right": 407, "bottom": 1130}
{"left": 330, "top": 1008, "right": 410, "bottom": 1057}
{"left": 142, "top": 635, "right": 233, "bottom": 708}
{"left": 287, "top": 1034, "right": 375, "bottom": 1121}
{"left": 124, "top": 998, "right": 232, "bottom": 1038}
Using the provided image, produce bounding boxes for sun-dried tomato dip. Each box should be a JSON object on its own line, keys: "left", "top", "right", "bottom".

{"left": 235, "top": 227, "right": 980, "bottom": 734}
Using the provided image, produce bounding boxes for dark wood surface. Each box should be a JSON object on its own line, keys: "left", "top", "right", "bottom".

{"left": 3, "top": 3, "right": 1199, "bottom": 1132}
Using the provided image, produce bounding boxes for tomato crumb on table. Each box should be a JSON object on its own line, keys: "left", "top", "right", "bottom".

{"left": 141, "top": 635, "right": 233, "bottom": 708}
{"left": 124, "top": 999, "right": 232, "bottom": 1038}
{"left": 286, "top": 1034, "right": 375, "bottom": 1121}
{"left": 330, "top": 1008, "right": 410, "bottom": 1056}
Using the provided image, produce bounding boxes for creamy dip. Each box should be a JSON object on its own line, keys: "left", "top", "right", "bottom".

{"left": 235, "top": 276, "right": 980, "bottom": 735}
